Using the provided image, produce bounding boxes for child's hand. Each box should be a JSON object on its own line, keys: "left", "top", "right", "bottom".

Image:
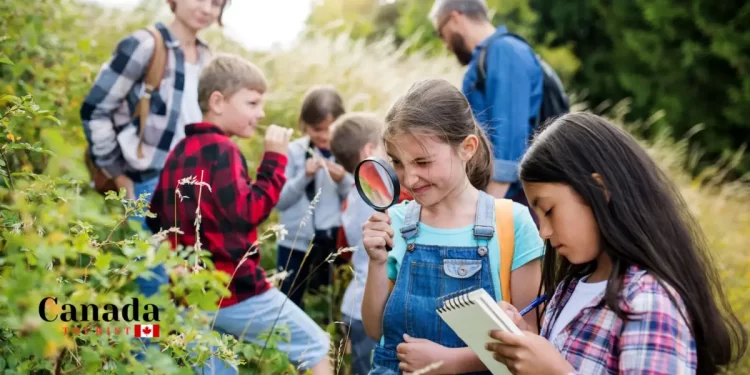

{"left": 325, "top": 160, "right": 347, "bottom": 183}
{"left": 498, "top": 301, "right": 532, "bottom": 332}
{"left": 486, "top": 330, "right": 574, "bottom": 375}
{"left": 263, "top": 124, "right": 292, "bottom": 156}
{"left": 362, "top": 211, "right": 393, "bottom": 265}
{"left": 305, "top": 158, "right": 323, "bottom": 178}
{"left": 396, "top": 334, "right": 453, "bottom": 374}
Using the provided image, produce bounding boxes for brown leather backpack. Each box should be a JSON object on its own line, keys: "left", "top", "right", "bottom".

{"left": 85, "top": 25, "right": 168, "bottom": 195}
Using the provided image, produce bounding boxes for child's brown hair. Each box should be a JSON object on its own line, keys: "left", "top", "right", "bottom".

{"left": 298, "top": 85, "right": 345, "bottom": 130}
{"left": 383, "top": 78, "right": 494, "bottom": 190}
{"left": 330, "top": 112, "right": 384, "bottom": 173}
{"left": 198, "top": 53, "right": 267, "bottom": 114}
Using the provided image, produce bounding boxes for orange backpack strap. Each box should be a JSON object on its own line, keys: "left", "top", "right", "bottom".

{"left": 495, "top": 199, "right": 515, "bottom": 303}
{"left": 134, "top": 25, "right": 168, "bottom": 159}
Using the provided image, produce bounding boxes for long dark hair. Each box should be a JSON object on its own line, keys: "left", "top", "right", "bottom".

{"left": 519, "top": 112, "right": 747, "bottom": 374}
{"left": 383, "top": 78, "right": 493, "bottom": 191}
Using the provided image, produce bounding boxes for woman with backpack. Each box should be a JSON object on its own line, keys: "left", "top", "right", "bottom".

{"left": 81, "top": 0, "right": 227, "bottom": 218}
{"left": 81, "top": 0, "right": 229, "bottom": 297}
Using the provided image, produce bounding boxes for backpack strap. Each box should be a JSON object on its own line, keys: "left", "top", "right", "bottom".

{"left": 495, "top": 199, "right": 515, "bottom": 303}
{"left": 134, "top": 25, "right": 168, "bottom": 159}
{"left": 476, "top": 31, "right": 529, "bottom": 93}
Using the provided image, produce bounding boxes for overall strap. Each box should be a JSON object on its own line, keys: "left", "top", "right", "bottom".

{"left": 399, "top": 200, "right": 421, "bottom": 241}
{"left": 473, "top": 191, "right": 496, "bottom": 240}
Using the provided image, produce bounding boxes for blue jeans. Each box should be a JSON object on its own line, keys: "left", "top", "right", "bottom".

{"left": 369, "top": 192, "right": 497, "bottom": 375}
{"left": 343, "top": 314, "right": 377, "bottom": 375}
{"left": 131, "top": 177, "right": 168, "bottom": 298}
{"left": 130, "top": 177, "right": 234, "bottom": 373}
{"left": 206, "top": 287, "right": 331, "bottom": 374}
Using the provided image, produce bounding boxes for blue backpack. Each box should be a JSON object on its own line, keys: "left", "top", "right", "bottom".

{"left": 476, "top": 31, "right": 570, "bottom": 131}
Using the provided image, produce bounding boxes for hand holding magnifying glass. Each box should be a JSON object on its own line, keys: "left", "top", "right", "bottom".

{"left": 355, "top": 157, "right": 401, "bottom": 254}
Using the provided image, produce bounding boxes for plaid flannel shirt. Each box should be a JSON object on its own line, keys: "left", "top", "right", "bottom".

{"left": 146, "top": 122, "right": 287, "bottom": 307}
{"left": 541, "top": 265, "right": 697, "bottom": 374}
{"left": 80, "top": 22, "right": 211, "bottom": 183}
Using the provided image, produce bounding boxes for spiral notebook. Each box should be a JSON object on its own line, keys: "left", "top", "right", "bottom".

{"left": 436, "top": 287, "right": 523, "bottom": 375}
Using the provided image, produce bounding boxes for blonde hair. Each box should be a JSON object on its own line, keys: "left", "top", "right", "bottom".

{"left": 330, "top": 112, "right": 384, "bottom": 173}
{"left": 198, "top": 53, "right": 267, "bottom": 113}
{"left": 384, "top": 78, "right": 494, "bottom": 190}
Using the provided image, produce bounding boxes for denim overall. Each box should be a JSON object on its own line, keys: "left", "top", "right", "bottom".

{"left": 370, "top": 191, "right": 497, "bottom": 375}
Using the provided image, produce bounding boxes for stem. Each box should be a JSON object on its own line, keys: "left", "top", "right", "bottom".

{"left": 1, "top": 152, "right": 14, "bottom": 190}
{"left": 257, "top": 239, "right": 315, "bottom": 364}
{"left": 53, "top": 349, "right": 66, "bottom": 375}
{"left": 104, "top": 216, "right": 129, "bottom": 244}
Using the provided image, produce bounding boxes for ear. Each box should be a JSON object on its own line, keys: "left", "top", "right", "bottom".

{"left": 207, "top": 91, "right": 225, "bottom": 115}
{"left": 459, "top": 135, "right": 479, "bottom": 161}
{"left": 591, "top": 173, "right": 610, "bottom": 202}
{"left": 360, "top": 142, "right": 374, "bottom": 160}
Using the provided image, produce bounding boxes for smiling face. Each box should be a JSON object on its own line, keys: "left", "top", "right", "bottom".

{"left": 213, "top": 88, "right": 265, "bottom": 138}
{"left": 170, "top": 0, "right": 225, "bottom": 31}
{"left": 523, "top": 181, "right": 602, "bottom": 265}
{"left": 386, "top": 132, "right": 470, "bottom": 207}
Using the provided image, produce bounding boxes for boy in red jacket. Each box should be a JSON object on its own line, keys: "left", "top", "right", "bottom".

{"left": 146, "top": 53, "right": 332, "bottom": 375}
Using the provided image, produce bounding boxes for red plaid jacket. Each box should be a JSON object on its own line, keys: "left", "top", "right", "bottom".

{"left": 146, "top": 122, "right": 287, "bottom": 307}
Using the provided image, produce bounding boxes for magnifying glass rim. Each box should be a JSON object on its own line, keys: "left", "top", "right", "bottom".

{"left": 354, "top": 157, "right": 400, "bottom": 211}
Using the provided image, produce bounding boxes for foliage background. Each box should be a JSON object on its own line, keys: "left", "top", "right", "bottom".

{"left": 306, "top": 0, "right": 750, "bottom": 178}
{"left": 0, "top": 0, "right": 748, "bottom": 374}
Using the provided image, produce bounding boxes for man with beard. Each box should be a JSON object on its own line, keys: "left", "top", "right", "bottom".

{"left": 428, "top": 0, "right": 544, "bottom": 217}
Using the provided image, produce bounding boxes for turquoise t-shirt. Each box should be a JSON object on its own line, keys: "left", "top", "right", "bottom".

{"left": 386, "top": 200, "right": 544, "bottom": 302}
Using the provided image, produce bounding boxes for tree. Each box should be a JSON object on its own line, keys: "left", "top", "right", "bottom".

{"left": 531, "top": 0, "right": 750, "bottom": 175}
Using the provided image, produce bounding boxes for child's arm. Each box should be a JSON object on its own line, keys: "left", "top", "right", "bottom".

{"left": 509, "top": 204, "right": 546, "bottom": 332}
{"left": 81, "top": 31, "right": 155, "bottom": 192}
{"left": 212, "top": 146, "right": 287, "bottom": 229}
{"left": 618, "top": 288, "right": 696, "bottom": 374}
{"left": 511, "top": 259, "right": 543, "bottom": 332}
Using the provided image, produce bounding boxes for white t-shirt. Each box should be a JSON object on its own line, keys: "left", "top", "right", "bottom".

{"left": 174, "top": 61, "right": 203, "bottom": 145}
{"left": 547, "top": 276, "right": 607, "bottom": 343}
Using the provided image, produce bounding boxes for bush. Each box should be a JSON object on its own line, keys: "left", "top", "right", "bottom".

{"left": 1, "top": 0, "right": 748, "bottom": 374}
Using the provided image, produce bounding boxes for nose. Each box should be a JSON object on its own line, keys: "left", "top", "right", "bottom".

{"left": 402, "top": 165, "right": 420, "bottom": 189}
{"left": 538, "top": 218, "right": 553, "bottom": 240}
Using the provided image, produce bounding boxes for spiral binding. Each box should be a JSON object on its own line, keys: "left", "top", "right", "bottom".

{"left": 436, "top": 285, "right": 480, "bottom": 313}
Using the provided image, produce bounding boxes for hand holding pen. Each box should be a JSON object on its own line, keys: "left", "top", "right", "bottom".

{"left": 497, "top": 295, "right": 548, "bottom": 332}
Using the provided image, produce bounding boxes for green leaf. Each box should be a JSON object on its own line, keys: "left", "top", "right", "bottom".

{"left": 0, "top": 95, "right": 21, "bottom": 106}
{"left": 94, "top": 252, "right": 112, "bottom": 271}
{"left": 0, "top": 57, "right": 14, "bottom": 66}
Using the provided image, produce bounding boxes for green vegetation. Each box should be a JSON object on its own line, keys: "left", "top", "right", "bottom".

{"left": 307, "top": 0, "right": 750, "bottom": 177}
{"left": 0, "top": 0, "right": 747, "bottom": 374}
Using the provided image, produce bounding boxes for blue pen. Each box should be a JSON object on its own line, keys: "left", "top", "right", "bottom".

{"left": 519, "top": 294, "right": 548, "bottom": 316}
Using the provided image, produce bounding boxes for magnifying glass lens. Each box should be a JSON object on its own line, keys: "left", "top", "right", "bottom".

{"left": 356, "top": 160, "right": 396, "bottom": 210}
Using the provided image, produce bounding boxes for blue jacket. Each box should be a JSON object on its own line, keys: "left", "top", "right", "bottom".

{"left": 462, "top": 26, "right": 543, "bottom": 197}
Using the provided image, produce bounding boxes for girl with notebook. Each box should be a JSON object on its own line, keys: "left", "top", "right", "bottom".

{"left": 360, "top": 79, "right": 545, "bottom": 375}
{"left": 485, "top": 113, "right": 747, "bottom": 374}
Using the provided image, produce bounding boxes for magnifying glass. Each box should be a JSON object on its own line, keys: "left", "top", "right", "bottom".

{"left": 354, "top": 157, "right": 401, "bottom": 251}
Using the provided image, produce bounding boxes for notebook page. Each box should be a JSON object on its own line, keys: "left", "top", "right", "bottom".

{"left": 437, "top": 289, "right": 522, "bottom": 375}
